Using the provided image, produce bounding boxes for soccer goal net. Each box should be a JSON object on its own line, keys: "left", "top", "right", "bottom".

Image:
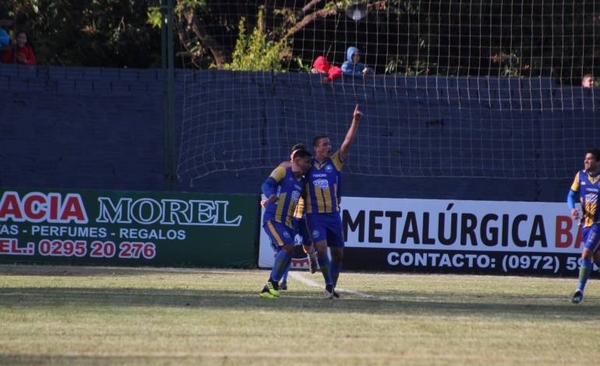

{"left": 175, "top": 1, "right": 599, "bottom": 187}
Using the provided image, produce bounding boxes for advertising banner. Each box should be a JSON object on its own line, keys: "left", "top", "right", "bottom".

{"left": 0, "top": 188, "right": 258, "bottom": 267}
{"left": 259, "top": 197, "right": 583, "bottom": 276}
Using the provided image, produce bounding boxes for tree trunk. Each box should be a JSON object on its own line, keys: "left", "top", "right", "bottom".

{"left": 183, "top": 8, "right": 228, "bottom": 68}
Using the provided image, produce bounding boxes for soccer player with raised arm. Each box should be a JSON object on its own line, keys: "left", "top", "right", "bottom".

{"left": 567, "top": 148, "right": 600, "bottom": 304}
{"left": 305, "top": 104, "right": 362, "bottom": 298}
{"left": 259, "top": 149, "right": 312, "bottom": 298}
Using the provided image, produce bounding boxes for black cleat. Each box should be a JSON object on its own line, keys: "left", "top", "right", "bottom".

{"left": 324, "top": 284, "right": 334, "bottom": 299}
{"left": 571, "top": 289, "right": 583, "bottom": 304}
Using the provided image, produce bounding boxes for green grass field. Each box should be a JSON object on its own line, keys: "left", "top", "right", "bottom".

{"left": 0, "top": 264, "right": 598, "bottom": 366}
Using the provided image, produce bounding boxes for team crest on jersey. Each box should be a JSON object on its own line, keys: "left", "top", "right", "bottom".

{"left": 325, "top": 164, "right": 333, "bottom": 173}
{"left": 312, "top": 230, "right": 320, "bottom": 239}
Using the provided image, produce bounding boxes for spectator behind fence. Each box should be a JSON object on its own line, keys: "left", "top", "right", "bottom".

{"left": 311, "top": 55, "right": 342, "bottom": 82}
{"left": 341, "top": 46, "right": 373, "bottom": 78}
{"left": 0, "top": 28, "right": 9, "bottom": 51}
{"left": 581, "top": 74, "right": 595, "bottom": 88}
{"left": 1, "top": 30, "right": 36, "bottom": 65}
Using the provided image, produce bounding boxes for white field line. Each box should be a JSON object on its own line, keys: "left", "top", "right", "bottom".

{"left": 289, "top": 271, "right": 375, "bottom": 298}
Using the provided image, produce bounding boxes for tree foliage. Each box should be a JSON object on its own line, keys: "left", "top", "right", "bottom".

{"left": 1, "top": 0, "right": 161, "bottom": 67}
{"left": 222, "top": 7, "right": 289, "bottom": 72}
{"left": 1, "top": 0, "right": 597, "bottom": 82}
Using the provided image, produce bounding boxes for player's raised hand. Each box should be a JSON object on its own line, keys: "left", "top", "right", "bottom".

{"left": 353, "top": 104, "right": 363, "bottom": 121}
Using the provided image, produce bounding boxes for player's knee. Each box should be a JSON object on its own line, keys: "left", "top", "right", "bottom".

{"left": 582, "top": 248, "right": 594, "bottom": 260}
{"left": 331, "top": 248, "right": 344, "bottom": 263}
{"left": 314, "top": 241, "right": 328, "bottom": 257}
{"left": 282, "top": 244, "right": 295, "bottom": 254}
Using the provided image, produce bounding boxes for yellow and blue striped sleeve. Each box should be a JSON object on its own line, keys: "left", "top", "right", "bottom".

{"left": 570, "top": 172, "right": 580, "bottom": 192}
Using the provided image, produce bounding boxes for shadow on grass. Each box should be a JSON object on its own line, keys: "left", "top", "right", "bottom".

{"left": 0, "top": 264, "right": 230, "bottom": 277}
{"left": 0, "top": 285, "right": 594, "bottom": 320}
{"left": 0, "top": 354, "right": 219, "bottom": 366}
{"left": 0, "top": 264, "right": 593, "bottom": 320}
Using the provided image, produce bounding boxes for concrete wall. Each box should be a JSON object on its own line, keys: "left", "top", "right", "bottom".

{"left": 1, "top": 66, "right": 170, "bottom": 191}
{"left": 1, "top": 65, "right": 598, "bottom": 202}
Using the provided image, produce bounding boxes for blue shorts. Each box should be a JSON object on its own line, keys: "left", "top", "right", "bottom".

{"left": 264, "top": 220, "right": 296, "bottom": 250}
{"left": 582, "top": 224, "right": 600, "bottom": 252}
{"left": 306, "top": 212, "right": 344, "bottom": 248}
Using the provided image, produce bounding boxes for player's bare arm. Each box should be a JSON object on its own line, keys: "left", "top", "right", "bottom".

{"left": 339, "top": 104, "right": 363, "bottom": 161}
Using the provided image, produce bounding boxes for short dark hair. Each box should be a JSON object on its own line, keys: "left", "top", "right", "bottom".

{"left": 290, "top": 143, "right": 307, "bottom": 160}
{"left": 290, "top": 143, "right": 307, "bottom": 152}
{"left": 293, "top": 149, "right": 312, "bottom": 160}
{"left": 312, "top": 135, "right": 328, "bottom": 147}
{"left": 587, "top": 149, "right": 600, "bottom": 162}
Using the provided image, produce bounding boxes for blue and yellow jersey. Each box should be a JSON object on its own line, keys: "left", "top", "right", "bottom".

{"left": 571, "top": 170, "right": 600, "bottom": 228}
{"left": 293, "top": 197, "right": 305, "bottom": 219}
{"left": 305, "top": 151, "right": 344, "bottom": 214}
{"left": 263, "top": 166, "right": 305, "bottom": 228}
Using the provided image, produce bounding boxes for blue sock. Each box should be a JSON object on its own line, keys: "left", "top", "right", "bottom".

{"left": 577, "top": 258, "right": 593, "bottom": 292}
{"left": 331, "top": 262, "right": 341, "bottom": 288}
{"left": 270, "top": 250, "right": 292, "bottom": 283}
{"left": 318, "top": 256, "right": 333, "bottom": 285}
{"left": 281, "top": 259, "right": 291, "bottom": 282}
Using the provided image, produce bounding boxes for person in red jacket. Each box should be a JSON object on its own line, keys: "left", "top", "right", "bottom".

{"left": 2, "top": 31, "right": 36, "bottom": 65}
{"left": 311, "top": 55, "right": 342, "bottom": 82}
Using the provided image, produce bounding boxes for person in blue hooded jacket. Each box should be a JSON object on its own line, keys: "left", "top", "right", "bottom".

{"left": 0, "top": 28, "right": 10, "bottom": 51}
{"left": 341, "top": 46, "right": 374, "bottom": 77}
